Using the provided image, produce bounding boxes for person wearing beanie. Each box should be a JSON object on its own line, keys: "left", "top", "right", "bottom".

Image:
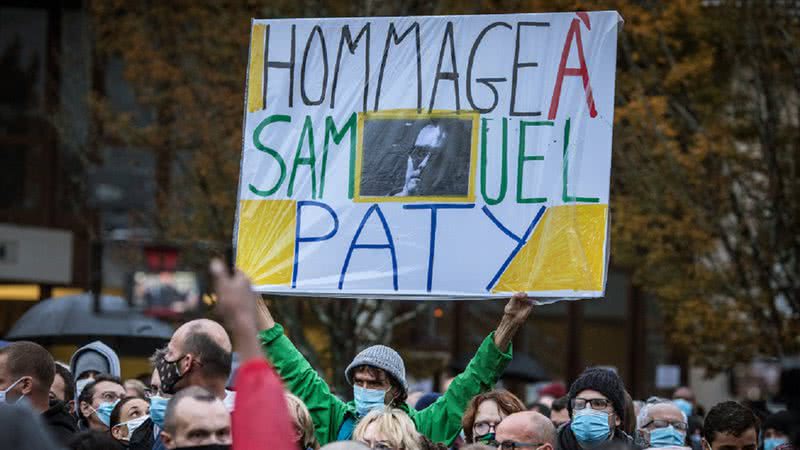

{"left": 255, "top": 293, "right": 536, "bottom": 447}
{"left": 557, "top": 367, "right": 638, "bottom": 450}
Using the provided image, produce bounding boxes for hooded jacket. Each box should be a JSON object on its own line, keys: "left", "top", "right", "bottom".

{"left": 258, "top": 323, "right": 512, "bottom": 447}
{"left": 69, "top": 341, "right": 121, "bottom": 402}
{"left": 42, "top": 399, "right": 78, "bottom": 445}
{"left": 556, "top": 422, "right": 640, "bottom": 450}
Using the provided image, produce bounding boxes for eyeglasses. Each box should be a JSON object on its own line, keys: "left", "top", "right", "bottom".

{"left": 96, "top": 390, "right": 125, "bottom": 403}
{"left": 571, "top": 398, "right": 612, "bottom": 411}
{"left": 494, "top": 441, "right": 544, "bottom": 450}
{"left": 474, "top": 421, "right": 499, "bottom": 436}
{"left": 642, "top": 420, "right": 688, "bottom": 432}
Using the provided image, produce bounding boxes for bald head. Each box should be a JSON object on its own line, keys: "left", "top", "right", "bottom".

{"left": 495, "top": 411, "right": 556, "bottom": 448}
{"left": 173, "top": 319, "right": 231, "bottom": 352}
{"left": 168, "top": 319, "right": 232, "bottom": 385}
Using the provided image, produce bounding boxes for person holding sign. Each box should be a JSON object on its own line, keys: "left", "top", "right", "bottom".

{"left": 255, "top": 293, "right": 535, "bottom": 446}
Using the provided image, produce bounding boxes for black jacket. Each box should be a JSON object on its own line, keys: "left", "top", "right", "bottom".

{"left": 556, "top": 423, "right": 640, "bottom": 450}
{"left": 42, "top": 400, "right": 78, "bottom": 445}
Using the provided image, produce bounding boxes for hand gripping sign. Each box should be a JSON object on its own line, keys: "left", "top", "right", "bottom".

{"left": 234, "top": 11, "right": 622, "bottom": 300}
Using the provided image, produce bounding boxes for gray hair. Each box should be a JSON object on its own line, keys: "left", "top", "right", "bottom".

{"left": 637, "top": 397, "right": 688, "bottom": 429}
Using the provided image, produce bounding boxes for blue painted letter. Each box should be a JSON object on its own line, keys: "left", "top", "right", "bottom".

{"left": 293, "top": 201, "right": 339, "bottom": 289}
{"left": 339, "top": 204, "right": 398, "bottom": 291}
{"left": 403, "top": 203, "right": 474, "bottom": 292}
{"left": 482, "top": 205, "right": 546, "bottom": 291}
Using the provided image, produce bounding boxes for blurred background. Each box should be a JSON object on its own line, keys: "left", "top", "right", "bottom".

{"left": 1, "top": 0, "right": 798, "bottom": 410}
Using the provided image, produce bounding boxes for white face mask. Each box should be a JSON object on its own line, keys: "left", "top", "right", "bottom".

{"left": 75, "top": 378, "right": 92, "bottom": 400}
{"left": 0, "top": 377, "right": 26, "bottom": 404}
{"left": 114, "top": 415, "right": 150, "bottom": 441}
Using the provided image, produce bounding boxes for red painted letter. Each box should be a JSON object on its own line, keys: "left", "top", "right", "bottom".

{"left": 547, "top": 16, "right": 597, "bottom": 120}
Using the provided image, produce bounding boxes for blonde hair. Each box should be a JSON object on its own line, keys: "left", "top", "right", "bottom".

{"left": 286, "top": 393, "right": 320, "bottom": 450}
{"left": 353, "top": 407, "right": 421, "bottom": 450}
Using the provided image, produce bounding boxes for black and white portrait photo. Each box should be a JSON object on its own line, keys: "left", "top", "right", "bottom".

{"left": 358, "top": 116, "right": 474, "bottom": 199}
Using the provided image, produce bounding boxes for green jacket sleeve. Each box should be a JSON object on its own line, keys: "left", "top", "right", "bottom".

{"left": 258, "top": 324, "right": 348, "bottom": 446}
{"left": 412, "top": 331, "right": 512, "bottom": 446}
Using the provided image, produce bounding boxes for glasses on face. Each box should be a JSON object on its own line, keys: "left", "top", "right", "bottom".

{"left": 474, "top": 421, "right": 499, "bottom": 436}
{"left": 495, "top": 441, "right": 544, "bottom": 450}
{"left": 143, "top": 387, "right": 164, "bottom": 398}
{"left": 571, "top": 398, "right": 612, "bottom": 411}
{"left": 643, "top": 419, "right": 689, "bottom": 432}
{"left": 96, "top": 390, "right": 125, "bottom": 403}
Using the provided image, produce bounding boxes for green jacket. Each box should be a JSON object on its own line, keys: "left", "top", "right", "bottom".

{"left": 258, "top": 324, "right": 512, "bottom": 446}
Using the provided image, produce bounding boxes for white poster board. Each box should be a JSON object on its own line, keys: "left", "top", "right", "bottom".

{"left": 234, "top": 11, "right": 622, "bottom": 299}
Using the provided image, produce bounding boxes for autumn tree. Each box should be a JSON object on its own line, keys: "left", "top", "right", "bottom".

{"left": 89, "top": 0, "right": 800, "bottom": 384}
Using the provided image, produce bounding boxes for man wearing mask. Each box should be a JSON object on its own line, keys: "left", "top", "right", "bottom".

{"left": 255, "top": 292, "right": 534, "bottom": 446}
{"left": 76, "top": 375, "right": 126, "bottom": 431}
{"left": 556, "top": 367, "right": 636, "bottom": 450}
{"left": 0, "top": 341, "right": 78, "bottom": 445}
{"left": 50, "top": 362, "right": 76, "bottom": 415}
{"left": 160, "top": 386, "right": 231, "bottom": 450}
{"left": 701, "top": 402, "right": 758, "bottom": 450}
{"left": 69, "top": 340, "right": 121, "bottom": 404}
{"left": 637, "top": 398, "right": 689, "bottom": 449}
{"left": 154, "top": 319, "right": 234, "bottom": 411}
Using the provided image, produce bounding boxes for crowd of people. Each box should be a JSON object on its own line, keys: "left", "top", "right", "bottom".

{"left": 0, "top": 259, "right": 796, "bottom": 450}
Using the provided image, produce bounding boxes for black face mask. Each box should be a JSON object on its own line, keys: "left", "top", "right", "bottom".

{"left": 156, "top": 352, "right": 186, "bottom": 395}
{"left": 127, "top": 417, "right": 155, "bottom": 450}
{"left": 173, "top": 445, "right": 231, "bottom": 450}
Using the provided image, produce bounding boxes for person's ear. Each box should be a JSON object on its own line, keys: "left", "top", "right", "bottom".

{"left": 614, "top": 413, "right": 621, "bottom": 427}
{"left": 19, "top": 376, "right": 34, "bottom": 396}
{"left": 702, "top": 438, "right": 712, "bottom": 450}
{"left": 111, "top": 424, "right": 125, "bottom": 440}
{"left": 161, "top": 430, "right": 173, "bottom": 448}
{"left": 79, "top": 400, "right": 93, "bottom": 419}
{"left": 67, "top": 400, "right": 75, "bottom": 415}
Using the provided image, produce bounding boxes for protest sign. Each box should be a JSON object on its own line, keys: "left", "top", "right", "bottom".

{"left": 234, "top": 11, "right": 622, "bottom": 300}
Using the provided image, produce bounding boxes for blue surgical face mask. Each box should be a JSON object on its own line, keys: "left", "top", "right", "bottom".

{"left": 93, "top": 400, "right": 119, "bottom": 427}
{"left": 571, "top": 408, "right": 612, "bottom": 446}
{"left": 353, "top": 385, "right": 386, "bottom": 417}
{"left": 764, "top": 438, "right": 788, "bottom": 450}
{"left": 673, "top": 399, "right": 693, "bottom": 418}
{"left": 150, "top": 396, "right": 169, "bottom": 428}
{"left": 649, "top": 426, "right": 686, "bottom": 448}
{"left": 0, "top": 377, "right": 26, "bottom": 404}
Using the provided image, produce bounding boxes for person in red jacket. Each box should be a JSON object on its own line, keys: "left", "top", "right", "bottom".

{"left": 211, "top": 259, "right": 296, "bottom": 450}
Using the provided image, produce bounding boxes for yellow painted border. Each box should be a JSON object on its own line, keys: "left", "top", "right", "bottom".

{"left": 353, "top": 109, "right": 479, "bottom": 203}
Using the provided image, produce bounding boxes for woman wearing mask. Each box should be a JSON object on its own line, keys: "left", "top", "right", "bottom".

{"left": 286, "top": 393, "right": 321, "bottom": 450}
{"left": 354, "top": 408, "right": 422, "bottom": 450}
{"left": 76, "top": 375, "right": 126, "bottom": 431}
{"left": 461, "top": 390, "right": 526, "bottom": 444}
{"left": 110, "top": 397, "right": 150, "bottom": 445}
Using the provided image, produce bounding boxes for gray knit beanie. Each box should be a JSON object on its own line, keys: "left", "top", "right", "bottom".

{"left": 345, "top": 345, "right": 408, "bottom": 394}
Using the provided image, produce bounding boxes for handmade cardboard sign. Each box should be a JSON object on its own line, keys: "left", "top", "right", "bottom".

{"left": 234, "top": 11, "right": 622, "bottom": 299}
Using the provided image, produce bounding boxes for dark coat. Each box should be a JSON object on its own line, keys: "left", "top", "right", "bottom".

{"left": 42, "top": 399, "right": 78, "bottom": 445}
{"left": 556, "top": 423, "right": 640, "bottom": 450}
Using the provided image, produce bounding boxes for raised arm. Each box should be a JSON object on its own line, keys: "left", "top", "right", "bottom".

{"left": 210, "top": 259, "right": 295, "bottom": 450}
{"left": 254, "top": 291, "right": 349, "bottom": 446}
{"left": 414, "top": 293, "right": 534, "bottom": 445}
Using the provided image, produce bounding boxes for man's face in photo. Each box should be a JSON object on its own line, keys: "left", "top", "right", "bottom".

{"left": 404, "top": 124, "right": 445, "bottom": 195}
